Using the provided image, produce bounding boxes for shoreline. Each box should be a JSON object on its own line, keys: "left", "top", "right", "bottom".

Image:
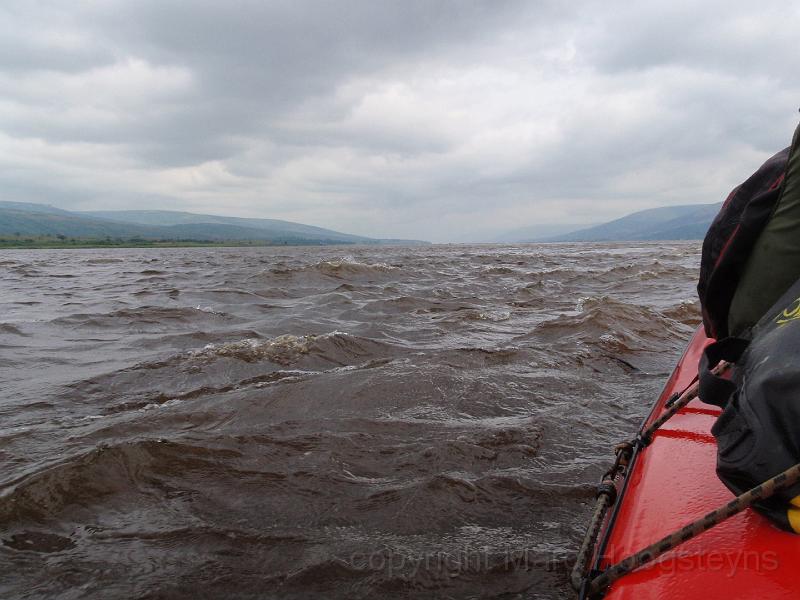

{"left": 0, "top": 239, "right": 366, "bottom": 250}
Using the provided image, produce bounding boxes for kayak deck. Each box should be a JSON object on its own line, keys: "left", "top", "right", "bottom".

{"left": 598, "top": 327, "right": 800, "bottom": 599}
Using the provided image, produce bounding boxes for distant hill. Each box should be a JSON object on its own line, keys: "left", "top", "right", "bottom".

{"left": 81, "top": 210, "right": 376, "bottom": 244}
{"left": 491, "top": 223, "right": 587, "bottom": 243}
{"left": 541, "top": 203, "right": 722, "bottom": 242}
{"left": 0, "top": 202, "right": 428, "bottom": 246}
{"left": 0, "top": 201, "right": 74, "bottom": 216}
{"left": 0, "top": 206, "right": 161, "bottom": 238}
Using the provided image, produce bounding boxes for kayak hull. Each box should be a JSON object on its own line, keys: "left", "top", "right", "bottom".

{"left": 593, "top": 327, "right": 800, "bottom": 599}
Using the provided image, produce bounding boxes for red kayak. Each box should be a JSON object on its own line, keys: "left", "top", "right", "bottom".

{"left": 575, "top": 326, "right": 800, "bottom": 598}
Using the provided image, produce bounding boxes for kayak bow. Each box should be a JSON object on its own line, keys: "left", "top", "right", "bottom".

{"left": 573, "top": 326, "right": 800, "bottom": 599}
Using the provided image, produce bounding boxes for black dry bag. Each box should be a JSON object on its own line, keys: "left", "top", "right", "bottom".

{"left": 699, "top": 275, "right": 800, "bottom": 532}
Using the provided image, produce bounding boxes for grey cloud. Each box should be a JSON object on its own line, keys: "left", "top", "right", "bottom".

{"left": 583, "top": 2, "right": 800, "bottom": 81}
{"left": 0, "top": 1, "right": 799, "bottom": 241}
{"left": 87, "top": 1, "right": 540, "bottom": 159}
{"left": 0, "top": 3, "right": 114, "bottom": 73}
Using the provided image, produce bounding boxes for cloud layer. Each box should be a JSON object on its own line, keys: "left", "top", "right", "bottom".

{"left": 2, "top": 1, "right": 799, "bottom": 241}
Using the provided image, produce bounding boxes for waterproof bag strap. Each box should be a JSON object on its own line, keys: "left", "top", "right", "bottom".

{"left": 698, "top": 337, "right": 749, "bottom": 407}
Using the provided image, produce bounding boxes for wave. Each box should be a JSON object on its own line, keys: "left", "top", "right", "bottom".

{"left": 434, "top": 309, "right": 512, "bottom": 323}
{"left": 62, "top": 332, "right": 398, "bottom": 415}
{"left": 50, "top": 305, "right": 237, "bottom": 329}
{"left": 353, "top": 470, "right": 594, "bottom": 533}
{"left": 360, "top": 296, "right": 481, "bottom": 318}
{"left": 0, "top": 440, "right": 242, "bottom": 526}
{"left": 189, "top": 331, "right": 391, "bottom": 367}
{"left": 192, "top": 334, "right": 317, "bottom": 365}
{"left": 1, "top": 241, "right": 704, "bottom": 600}
{"left": 528, "top": 295, "right": 693, "bottom": 354}
{"left": 482, "top": 266, "right": 517, "bottom": 275}
{"left": 468, "top": 310, "right": 511, "bottom": 322}
{"left": 82, "top": 258, "right": 124, "bottom": 265}
{"left": 0, "top": 323, "right": 27, "bottom": 336}
{"left": 661, "top": 299, "right": 702, "bottom": 326}
{"left": 270, "top": 257, "right": 400, "bottom": 279}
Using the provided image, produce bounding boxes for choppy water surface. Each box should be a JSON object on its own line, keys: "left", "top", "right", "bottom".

{"left": 0, "top": 243, "right": 702, "bottom": 599}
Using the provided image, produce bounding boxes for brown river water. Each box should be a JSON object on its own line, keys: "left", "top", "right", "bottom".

{"left": 0, "top": 242, "right": 702, "bottom": 600}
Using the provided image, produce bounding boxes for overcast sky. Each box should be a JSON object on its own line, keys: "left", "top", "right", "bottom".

{"left": 2, "top": 1, "right": 799, "bottom": 242}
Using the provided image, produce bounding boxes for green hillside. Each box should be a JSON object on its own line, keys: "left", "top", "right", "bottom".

{"left": 0, "top": 202, "right": 428, "bottom": 247}
{"left": 542, "top": 203, "right": 721, "bottom": 242}
{"left": 82, "top": 210, "right": 375, "bottom": 243}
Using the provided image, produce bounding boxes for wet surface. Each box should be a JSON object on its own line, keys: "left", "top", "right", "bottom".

{"left": 0, "top": 242, "right": 701, "bottom": 599}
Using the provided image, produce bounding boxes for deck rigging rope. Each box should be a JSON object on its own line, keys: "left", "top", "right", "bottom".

{"left": 589, "top": 461, "right": 800, "bottom": 595}
{"left": 570, "top": 361, "right": 732, "bottom": 596}
{"left": 569, "top": 442, "right": 630, "bottom": 592}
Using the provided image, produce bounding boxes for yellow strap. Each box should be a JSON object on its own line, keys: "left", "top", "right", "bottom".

{"left": 787, "top": 495, "right": 800, "bottom": 533}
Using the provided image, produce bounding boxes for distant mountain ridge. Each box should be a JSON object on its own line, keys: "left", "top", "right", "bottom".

{"left": 81, "top": 210, "right": 373, "bottom": 243}
{"left": 541, "top": 203, "right": 722, "bottom": 242}
{"left": 0, "top": 201, "right": 74, "bottom": 215}
{"left": 488, "top": 223, "right": 583, "bottom": 243}
{"left": 0, "top": 202, "right": 428, "bottom": 245}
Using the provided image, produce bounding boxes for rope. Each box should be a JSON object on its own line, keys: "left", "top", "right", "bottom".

{"left": 589, "top": 461, "right": 800, "bottom": 595}
{"left": 570, "top": 487, "right": 614, "bottom": 592}
{"left": 639, "top": 361, "right": 729, "bottom": 445}
{"left": 569, "top": 442, "right": 631, "bottom": 592}
{"left": 570, "top": 360, "right": 730, "bottom": 594}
